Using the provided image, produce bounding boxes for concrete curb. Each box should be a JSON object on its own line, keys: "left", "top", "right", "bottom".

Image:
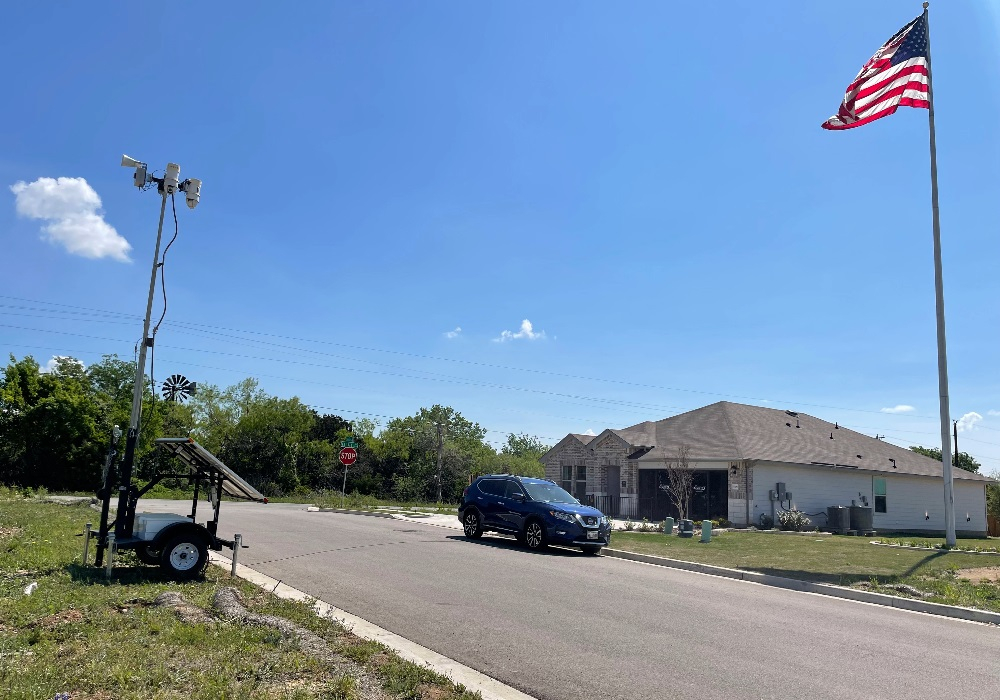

{"left": 869, "top": 541, "right": 1000, "bottom": 556}
{"left": 602, "top": 548, "right": 1000, "bottom": 626}
{"left": 208, "top": 553, "right": 538, "bottom": 700}
{"left": 312, "top": 507, "right": 396, "bottom": 518}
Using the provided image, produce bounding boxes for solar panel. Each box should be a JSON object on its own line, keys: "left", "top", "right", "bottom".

{"left": 154, "top": 437, "right": 267, "bottom": 503}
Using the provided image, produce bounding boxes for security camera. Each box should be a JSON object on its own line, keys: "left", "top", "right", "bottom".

{"left": 180, "top": 178, "right": 201, "bottom": 209}
{"left": 163, "top": 162, "right": 181, "bottom": 195}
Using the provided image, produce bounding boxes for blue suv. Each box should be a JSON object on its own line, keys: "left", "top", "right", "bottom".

{"left": 458, "top": 475, "right": 612, "bottom": 554}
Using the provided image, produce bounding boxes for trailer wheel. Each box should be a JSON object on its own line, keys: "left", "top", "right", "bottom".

{"left": 136, "top": 545, "right": 160, "bottom": 566}
{"left": 160, "top": 534, "right": 208, "bottom": 580}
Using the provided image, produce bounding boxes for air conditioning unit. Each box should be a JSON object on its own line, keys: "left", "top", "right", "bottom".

{"left": 827, "top": 506, "right": 851, "bottom": 534}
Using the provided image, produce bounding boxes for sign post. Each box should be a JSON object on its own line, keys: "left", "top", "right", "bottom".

{"left": 339, "top": 439, "right": 358, "bottom": 509}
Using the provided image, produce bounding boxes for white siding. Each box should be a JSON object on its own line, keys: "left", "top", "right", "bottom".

{"left": 751, "top": 462, "right": 987, "bottom": 535}
{"left": 873, "top": 475, "right": 986, "bottom": 534}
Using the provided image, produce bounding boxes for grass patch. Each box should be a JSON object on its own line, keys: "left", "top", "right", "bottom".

{"left": 610, "top": 531, "right": 1000, "bottom": 612}
{"left": 0, "top": 498, "right": 480, "bottom": 700}
{"left": 312, "top": 492, "right": 457, "bottom": 514}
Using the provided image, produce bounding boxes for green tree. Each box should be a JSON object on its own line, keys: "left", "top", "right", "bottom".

{"left": 382, "top": 405, "right": 489, "bottom": 502}
{"left": 502, "top": 432, "right": 549, "bottom": 459}
{"left": 0, "top": 354, "right": 104, "bottom": 490}
{"left": 987, "top": 474, "right": 999, "bottom": 518}
{"left": 910, "top": 445, "right": 981, "bottom": 473}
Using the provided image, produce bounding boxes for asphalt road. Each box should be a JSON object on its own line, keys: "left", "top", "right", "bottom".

{"left": 139, "top": 500, "right": 1000, "bottom": 700}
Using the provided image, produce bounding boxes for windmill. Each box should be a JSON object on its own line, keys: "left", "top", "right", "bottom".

{"left": 162, "top": 374, "right": 197, "bottom": 402}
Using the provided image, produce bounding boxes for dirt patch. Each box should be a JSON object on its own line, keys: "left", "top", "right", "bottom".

{"left": 954, "top": 567, "right": 1000, "bottom": 584}
{"left": 0, "top": 526, "right": 21, "bottom": 539}
{"left": 416, "top": 684, "right": 451, "bottom": 699}
{"left": 33, "top": 609, "right": 85, "bottom": 629}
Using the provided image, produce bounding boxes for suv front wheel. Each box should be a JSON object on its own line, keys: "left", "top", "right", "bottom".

{"left": 463, "top": 510, "right": 483, "bottom": 539}
{"left": 523, "top": 520, "right": 547, "bottom": 550}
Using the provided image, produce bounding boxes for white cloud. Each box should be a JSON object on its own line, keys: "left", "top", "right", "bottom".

{"left": 583, "top": 428, "right": 596, "bottom": 436}
{"left": 988, "top": 410, "right": 1000, "bottom": 417}
{"left": 443, "top": 326, "right": 462, "bottom": 339}
{"left": 956, "top": 411, "right": 983, "bottom": 433}
{"left": 880, "top": 405, "right": 915, "bottom": 414}
{"left": 10, "top": 177, "right": 131, "bottom": 261}
{"left": 41, "top": 356, "right": 85, "bottom": 374}
{"left": 493, "top": 319, "right": 546, "bottom": 343}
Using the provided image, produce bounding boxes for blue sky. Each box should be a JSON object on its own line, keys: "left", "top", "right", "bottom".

{"left": 2, "top": 1, "right": 999, "bottom": 471}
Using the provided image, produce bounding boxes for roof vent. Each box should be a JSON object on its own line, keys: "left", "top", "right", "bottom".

{"left": 856, "top": 454, "right": 863, "bottom": 459}
{"left": 785, "top": 422, "right": 792, "bottom": 427}
{"left": 796, "top": 419, "right": 801, "bottom": 429}
{"left": 835, "top": 422, "right": 840, "bottom": 429}
{"left": 889, "top": 458, "right": 896, "bottom": 468}
{"left": 830, "top": 432, "right": 834, "bottom": 439}
{"left": 786, "top": 410, "right": 798, "bottom": 417}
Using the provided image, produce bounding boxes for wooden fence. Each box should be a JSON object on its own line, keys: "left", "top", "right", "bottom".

{"left": 989, "top": 514, "right": 999, "bottom": 538}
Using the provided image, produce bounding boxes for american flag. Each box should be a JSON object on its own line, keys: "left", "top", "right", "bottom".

{"left": 822, "top": 13, "right": 929, "bottom": 130}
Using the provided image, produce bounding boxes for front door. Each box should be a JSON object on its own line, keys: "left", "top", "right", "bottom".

{"left": 606, "top": 465, "right": 620, "bottom": 516}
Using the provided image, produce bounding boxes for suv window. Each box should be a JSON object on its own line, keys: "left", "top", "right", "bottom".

{"left": 477, "top": 479, "right": 505, "bottom": 497}
{"left": 505, "top": 481, "right": 525, "bottom": 499}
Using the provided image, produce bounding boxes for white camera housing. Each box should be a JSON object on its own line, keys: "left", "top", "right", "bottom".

{"left": 181, "top": 178, "right": 202, "bottom": 209}
{"left": 163, "top": 162, "right": 181, "bottom": 195}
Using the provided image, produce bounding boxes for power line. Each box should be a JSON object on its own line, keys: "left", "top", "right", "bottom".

{"left": 1, "top": 293, "right": 972, "bottom": 422}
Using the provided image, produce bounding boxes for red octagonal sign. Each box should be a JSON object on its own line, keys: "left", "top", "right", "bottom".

{"left": 339, "top": 447, "right": 358, "bottom": 466}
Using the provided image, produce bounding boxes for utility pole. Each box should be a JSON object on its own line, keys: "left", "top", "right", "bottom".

{"left": 435, "top": 421, "right": 445, "bottom": 504}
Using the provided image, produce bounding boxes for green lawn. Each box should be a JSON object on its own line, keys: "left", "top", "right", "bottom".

{"left": 0, "top": 497, "right": 480, "bottom": 700}
{"left": 610, "top": 530, "right": 1000, "bottom": 612}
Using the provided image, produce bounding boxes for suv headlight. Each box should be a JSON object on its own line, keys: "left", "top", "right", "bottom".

{"left": 549, "top": 510, "right": 577, "bottom": 523}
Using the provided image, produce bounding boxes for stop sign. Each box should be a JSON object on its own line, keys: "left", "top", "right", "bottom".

{"left": 339, "top": 447, "right": 357, "bottom": 466}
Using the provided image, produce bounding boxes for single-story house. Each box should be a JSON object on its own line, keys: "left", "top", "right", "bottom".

{"left": 540, "top": 401, "right": 994, "bottom": 536}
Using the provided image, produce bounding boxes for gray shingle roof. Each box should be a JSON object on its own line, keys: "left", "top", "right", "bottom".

{"left": 620, "top": 402, "right": 992, "bottom": 482}
{"left": 570, "top": 433, "right": 597, "bottom": 445}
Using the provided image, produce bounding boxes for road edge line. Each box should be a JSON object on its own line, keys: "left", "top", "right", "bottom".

{"left": 207, "top": 553, "right": 539, "bottom": 700}
{"left": 601, "top": 548, "right": 1000, "bottom": 626}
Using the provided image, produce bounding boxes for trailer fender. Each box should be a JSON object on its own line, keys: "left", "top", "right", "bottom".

{"left": 151, "top": 522, "right": 213, "bottom": 551}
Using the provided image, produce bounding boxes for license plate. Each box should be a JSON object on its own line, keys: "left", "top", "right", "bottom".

{"left": 587, "top": 531, "right": 599, "bottom": 540}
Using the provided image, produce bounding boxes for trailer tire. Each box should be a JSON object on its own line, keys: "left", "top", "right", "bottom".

{"left": 160, "top": 534, "right": 209, "bottom": 580}
{"left": 136, "top": 545, "right": 161, "bottom": 566}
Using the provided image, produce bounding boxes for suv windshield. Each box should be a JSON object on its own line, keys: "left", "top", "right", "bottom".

{"left": 522, "top": 481, "right": 579, "bottom": 504}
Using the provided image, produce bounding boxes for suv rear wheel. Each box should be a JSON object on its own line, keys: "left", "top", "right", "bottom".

{"left": 463, "top": 510, "right": 483, "bottom": 539}
{"left": 524, "top": 520, "right": 547, "bottom": 550}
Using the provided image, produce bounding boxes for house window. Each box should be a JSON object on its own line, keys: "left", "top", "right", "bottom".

{"left": 574, "top": 466, "right": 587, "bottom": 500}
{"left": 874, "top": 478, "right": 887, "bottom": 513}
{"left": 561, "top": 466, "right": 573, "bottom": 493}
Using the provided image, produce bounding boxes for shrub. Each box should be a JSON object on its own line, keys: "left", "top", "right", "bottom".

{"left": 623, "top": 519, "right": 635, "bottom": 531}
{"left": 759, "top": 514, "right": 774, "bottom": 529}
{"left": 777, "top": 509, "right": 812, "bottom": 532}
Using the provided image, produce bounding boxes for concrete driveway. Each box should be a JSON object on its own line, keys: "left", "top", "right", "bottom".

{"left": 136, "top": 499, "right": 1000, "bottom": 700}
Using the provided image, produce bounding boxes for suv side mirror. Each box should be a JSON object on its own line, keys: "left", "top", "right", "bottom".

{"left": 512, "top": 492, "right": 525, "bottom": 501}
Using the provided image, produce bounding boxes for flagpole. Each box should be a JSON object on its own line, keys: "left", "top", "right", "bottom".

{"left": 923, "top": 1, "right": 956, "bottom": 546}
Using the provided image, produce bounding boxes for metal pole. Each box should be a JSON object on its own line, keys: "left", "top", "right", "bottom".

{"left": 231, "top": 534, "right": 242, "bottom": 577}
{"left": 923, "top": 3, "right": 955, "bottom": 546}
{"left": 115, "top": 193, "right": 169, "bottom": 539}
{"left": 105, "top": 532, "right": 116, "bottom": 578}
{"left": 953, "top": 420, "right": 958, "bottom": 468}
{"left": 341, "top": 464, "right": 347, "bottom": 509}
{"left": 82, "top": 522, "right": 92, "bottom": 565}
